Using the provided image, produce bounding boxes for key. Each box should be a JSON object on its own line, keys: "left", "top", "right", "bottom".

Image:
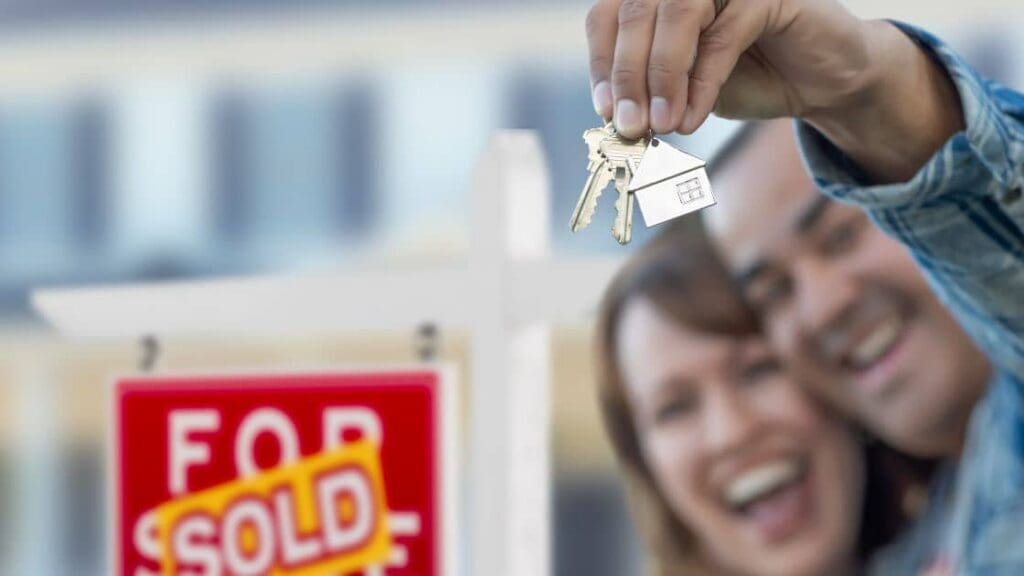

{"left": 570, "top": 159, "right": 615, "bottom": 232}
{"left": 611, "top": 166, "right": 636, "bottom": 245}
{"left": 629, "top": 137, "right": 716, "bottom": 227}
{"left": 569, "top": 123, "right": 648, "bottom": 243}
{"left": 599, "top": 134, "right": 645, "bottom": 244}
{"left": 569, "top": 126, "right": 617, "bottom": 232}
{"left": 597, "top": 133, "right": 648, "bottom": 178}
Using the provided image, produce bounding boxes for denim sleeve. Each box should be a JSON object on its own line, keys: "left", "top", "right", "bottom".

{"left": 795, "top": 22, "right": 1024, "bottom": 379}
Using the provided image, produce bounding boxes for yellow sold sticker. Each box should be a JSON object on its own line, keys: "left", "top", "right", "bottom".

{"left": 156, "top": 440, "right": 391, "bottom": 575}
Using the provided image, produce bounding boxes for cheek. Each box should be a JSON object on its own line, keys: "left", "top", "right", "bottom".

{"left": 763, "top": 321, "right": 858, "bottom": 415}
{"left": 816, "top": 421, "right": 865, "bottom": 536}
{"left": 642, "top": 428, "right": 704, "bottom": 514}
{"left": 752, "top": 381, "right": 828, "bottom": 433}
{"left": 766, "top": 314, "right": 803, "bottom": 361}
{"left": 856, "top": 234, "right": 959, "bottom": 331}
{"left": 858, "top": 231, "right": 926, "bottom": 289}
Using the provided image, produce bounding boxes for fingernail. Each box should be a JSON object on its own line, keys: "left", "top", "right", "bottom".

{"left": 615, "top": 99, "right": 642, "bottom": 135}
{"left": 681, "top": 107, "right": 698, "bottom": 134}
{"left": 650, "top": 97, "right": 671, "bottom": 133}
{"left": 592, "top": 81, "right": 613, "bottom": 118}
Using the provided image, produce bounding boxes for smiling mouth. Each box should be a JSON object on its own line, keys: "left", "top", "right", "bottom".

{"left": 837, "top": 311, "right": 913, "bottom": 398}
{"left": 845, "top": 315, "right": 906, "bottom": 372}
{"left": 723, "top": 457, "right": 813, "bottom": 542}
{"left": 725, "top": 458, "right": 806, "bottom": 512}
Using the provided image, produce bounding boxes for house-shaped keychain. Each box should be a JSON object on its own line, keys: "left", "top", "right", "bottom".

{"left": 629, "top": 138, "right": 716, "bottom": 227}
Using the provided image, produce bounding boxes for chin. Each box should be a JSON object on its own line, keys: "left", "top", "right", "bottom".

{"left": 883, "top": 379, "right": 960, "bottom": 454}
{"left": 754, "top": 551, "right": 836, "bottom": 576}
{"left": 715, "top": 536, "right": 840, "bottom": 576}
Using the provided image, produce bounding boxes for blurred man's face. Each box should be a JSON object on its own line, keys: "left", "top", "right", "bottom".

{"left": 704, "top": 121, "right": 989, "bottom": 457}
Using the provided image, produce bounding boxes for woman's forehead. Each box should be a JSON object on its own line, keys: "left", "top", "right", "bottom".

{"left": 617, "top": 298, "right": 762, "bottom": 387}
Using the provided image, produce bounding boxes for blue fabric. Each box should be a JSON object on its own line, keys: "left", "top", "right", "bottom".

{"left": 796, "top": 22, "right": 1024, "bottom": 575}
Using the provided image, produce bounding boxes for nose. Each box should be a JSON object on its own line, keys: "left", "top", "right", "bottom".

{"left": 703, "top": 384, "right": 760, "bottom": 456}
{"left": 793, "top": 256, "right": 859, "bottom": 338}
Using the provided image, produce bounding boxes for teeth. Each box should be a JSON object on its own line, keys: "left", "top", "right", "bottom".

{"left": 725, "top": 460, "right": 801, "bottom": 510}
{"left": 850, "top": 317, "right": 903, "bottom": 368}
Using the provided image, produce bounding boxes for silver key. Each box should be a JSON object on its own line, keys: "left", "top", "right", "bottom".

{"left": 569, "top": 126, "right": 617, "bottom": 232}
{"left": 597, "top": 132, "right": 647, "bottom": 177}
{"left": 569, "top": 123, "right": 647, "bottom": 244}
{"left": 612, "top": 167, "right": 636, "bottom": 245}
{"left": 599, "top": 134, "right": 646, "bottom": 245}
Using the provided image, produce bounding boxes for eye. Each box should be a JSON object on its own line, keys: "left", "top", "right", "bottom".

{"left": 746, "top": 273, "right": 793, "bottom": 313}
{"left": 821, "top": 217, "right": 865, "bottom": 257}
{"left": 654, "top": 391, "right": 698, "bottom": 425}
{"left": 739, "top": 356, "right": 782, "bottom": 385}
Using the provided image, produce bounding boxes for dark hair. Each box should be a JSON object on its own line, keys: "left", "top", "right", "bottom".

{"left": 858, "top": 443, "right": 935, "bottom": 557}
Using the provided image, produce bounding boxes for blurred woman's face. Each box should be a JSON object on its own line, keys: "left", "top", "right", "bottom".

{"left": 616, "top": 297, "right": 864, "bottom": 576}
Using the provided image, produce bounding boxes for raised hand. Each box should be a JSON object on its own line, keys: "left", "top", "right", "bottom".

{"left": 586, "top": 0, "right": 964, "bottom": 182}
{"left": 587, "top": 0, "right": 882, "bottom": 137}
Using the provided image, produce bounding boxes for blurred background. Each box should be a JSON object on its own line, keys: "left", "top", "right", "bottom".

{"left": 0, "top": 1, "right": 1022, "bottom": 575}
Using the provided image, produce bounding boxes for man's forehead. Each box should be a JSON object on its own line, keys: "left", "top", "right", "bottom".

{"left": 704, "top": 127, "right": 822, "bottom": 271}
{"left": 707, "top": 123, "right": 806, "bottom": 215}
{"left": 710, "top": 193, "right": 826, "bottom": 277}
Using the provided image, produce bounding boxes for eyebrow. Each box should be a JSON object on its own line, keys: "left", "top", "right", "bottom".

{"left": 793, "top": 195, "right": 832, "bottom": 235}
{"left": 733, "top": 194, "right": 831, "bottom": 287}
{"left": 655, "top": 375, "right": 695, "bottom": 394}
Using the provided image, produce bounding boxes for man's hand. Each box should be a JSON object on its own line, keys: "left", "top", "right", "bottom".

{"left": 587, "top": 0, "right": 878, "bottom": 136}
{"left": 587, "top": 0, "right": 964, "bottom": 182}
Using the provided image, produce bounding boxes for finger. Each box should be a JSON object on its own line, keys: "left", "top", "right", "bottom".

{"left": 587, "top": 0, "right": 620, "bottom": 119}
{"left": 610, "top": 0, "right": 659, "bottom": 138}
{"left": 647, "top": 0, "right": 714, "bottom": 133}
{"left": 680, "top": 0, "right": 769, "bottom": 133}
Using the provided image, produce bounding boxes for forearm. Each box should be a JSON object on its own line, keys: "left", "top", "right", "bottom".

{"left": 802, "top": 20, "right": 964, "bottom": 184}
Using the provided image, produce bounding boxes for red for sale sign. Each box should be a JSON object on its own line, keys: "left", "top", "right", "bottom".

{"left": 114, "top": 368, "right": 457, "bottom": 576}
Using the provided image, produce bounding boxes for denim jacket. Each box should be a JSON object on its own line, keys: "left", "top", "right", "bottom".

{"left": 797, "top": 22, "right": 1024, "bottom": 575}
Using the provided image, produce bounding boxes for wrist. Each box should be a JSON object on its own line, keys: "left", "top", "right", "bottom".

{"left": 803, "top": 21, "right": 964, "bottom": 183}
{"left": 800, "top": 19, "right": 890, "bottom": 125}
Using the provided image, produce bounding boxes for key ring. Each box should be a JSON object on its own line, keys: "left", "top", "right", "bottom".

{"left": 605, "top": 121, "right": 653, "bottom": 145}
